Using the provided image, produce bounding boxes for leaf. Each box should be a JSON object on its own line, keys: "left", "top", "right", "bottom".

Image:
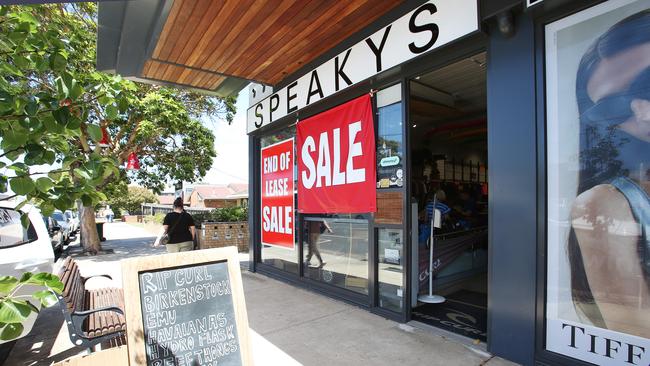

{"left": 0, "top": 277, "right": 18, "bottom": 294}
{"left": 73, "top": 168, "right": 91, "bottom": 180}
{"left": 52, "top": 107, "right": 69, "bottom": 125}
{"left": 42, "top": 150, "right": 55, "bottom": 165}
{"left": 24, "top": 273, "right": 53, "bottom": 287}
{"left": 40, "top": 202, "right": 54, "bottom": 217}
{"left": 44, "top": 279, "right": 63, "bottom": 295}
{"left": 1, "top": 62, "right": 23, "bottom": 77}
{"left": 65, "top": 117, "right": 81, "bottom": 130}
{"left": 32, "top": 290, "right": 57, "bottom": 307}
{"left": 2, "top": 130, "right": 28, "bottom": 149}
{"left": 55, "top": 77, "right": 68, "bottom": 99}
{"left": 0, "top": 323, "right": 23, "bottom": 341}
{"left": 70, "top": 83, "right": 83, "bottom": 101}
{"left": 80, "top": 194, "right": 92, "bottom": 207}
{"left": 35, "top": 177, "right": 53, "bottom": 193}
{"left": 86, "top": 124, "right": 102, "bottom": 142}
{"left": 6, "top": 163, "right": 28, "bottom": 174}
{"left": 53, "top": 196, "right": 72, "bottom": 211}
{"left": 105, "top": 104, "right": 118, "bottom": 120}
{"left": 9, "top": 177, "right": 35, "bottom": 195}
{"left": 49, "top": 53, "right": 67, "bottom": 72}
{"left": 0, "top": 300, "right": 32, "bottom": 324}
{"left": 4, "top": 148, "right": 23, "bottom": 161}
{"left": 48, "top": 170, "right": 62, "bottom": 181}
{"left": 43, "top": 115, "right": 64, "bottom": 133}
{"left": 13, "top": 55, "right": 30, "bottom": 69}
{"left": 18, "top": 272, "right": 33, "bottom": 283}
{"left": 23, "top": 150, "right": 44, "bottom": 165}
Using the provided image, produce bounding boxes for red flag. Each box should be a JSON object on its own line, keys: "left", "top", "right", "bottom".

{"left": 99, "top": 127, "right": 110, "bottom": 148}
{"left": 297, "top": 95, "right": 376, "bottom": 214}
{"left": 126, "top": 152, "right": 140, "bottom": 170}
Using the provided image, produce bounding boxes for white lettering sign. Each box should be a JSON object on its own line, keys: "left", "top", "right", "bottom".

{"left": 246, "top": 0, "right": 478, "bottom": 133}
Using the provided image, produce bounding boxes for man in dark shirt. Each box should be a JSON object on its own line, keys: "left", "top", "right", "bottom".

{"left": 154, "top": 197, "right": 195, "bottom": 252}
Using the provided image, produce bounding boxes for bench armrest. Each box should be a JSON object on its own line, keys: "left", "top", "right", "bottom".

{"left": 71, "top": 306, "right": 124, "bottom": 337}
{"left": 72, "top": 306, "right": 123, "bottom": 317}
{"left": 82, "top": 274, "right": 113, "bottom": 284}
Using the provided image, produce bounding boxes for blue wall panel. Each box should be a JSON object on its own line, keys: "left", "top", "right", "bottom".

{"left": 487, "top": 13, "right": 537, "bottom": 366}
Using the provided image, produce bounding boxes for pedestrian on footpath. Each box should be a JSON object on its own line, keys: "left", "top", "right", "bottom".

{"left": 154, "top": 197, "right": 195, "bottom": 253}
{"left": 104, "top": 206, "right": 114, "bottom": 223}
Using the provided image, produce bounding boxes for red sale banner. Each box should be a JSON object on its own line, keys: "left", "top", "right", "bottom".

{"left": 261, "top": 138, "right": 294, "bottom": 249}
{"left": 297, "top": 95, "right": 376, "bottom": 213}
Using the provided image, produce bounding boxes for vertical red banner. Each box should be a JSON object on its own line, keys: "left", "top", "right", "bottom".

{"left": 297, "top": 95, "right": 376, "bottom": 213}
{"left": 261, "top": 138, "right": 295, "bottom": 249}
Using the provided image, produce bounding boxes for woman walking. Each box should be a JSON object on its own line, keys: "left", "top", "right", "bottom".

{"left": 154, "top": 197, "right": 195, "bottom": 252}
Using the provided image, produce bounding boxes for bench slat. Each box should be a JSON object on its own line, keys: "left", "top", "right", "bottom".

{"left": 57, "top": 257, "right": 126, "bottom": 343}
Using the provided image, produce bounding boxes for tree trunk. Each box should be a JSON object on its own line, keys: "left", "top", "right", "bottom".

{"left": 79, "top": 202, "right": 102, "bottom": 254}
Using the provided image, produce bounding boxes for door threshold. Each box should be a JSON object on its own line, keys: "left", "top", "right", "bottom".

{"left": 407, "top": 319, "right": 489, "bottom": 355}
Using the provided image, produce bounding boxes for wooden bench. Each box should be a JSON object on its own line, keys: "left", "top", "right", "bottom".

{"left": 57, "top": 257, "right": 126, "bottom": 349}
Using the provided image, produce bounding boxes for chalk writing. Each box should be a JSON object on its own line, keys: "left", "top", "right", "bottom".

{"left": 138, "top": 262, "right": 241, "bottom": 366}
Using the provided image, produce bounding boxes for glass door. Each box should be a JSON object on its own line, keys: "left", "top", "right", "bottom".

{"left": 373, "top": 83, "right": 407, "bottom": 317}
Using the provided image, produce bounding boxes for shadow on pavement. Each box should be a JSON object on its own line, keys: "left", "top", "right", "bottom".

{"left": 5, "top": 305, "right": 87, "bottom": 366}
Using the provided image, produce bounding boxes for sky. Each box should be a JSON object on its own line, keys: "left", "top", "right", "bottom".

{"left": 199, "top": 88, "right": 250, "bottom": 185}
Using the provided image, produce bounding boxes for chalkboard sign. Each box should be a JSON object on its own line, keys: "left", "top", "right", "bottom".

{"left": 122, "top": 247, "right": 252, "bottom": 366}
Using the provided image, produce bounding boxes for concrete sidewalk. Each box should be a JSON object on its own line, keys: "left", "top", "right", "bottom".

{"left": 4, "top": 223, "right": 517, "bottom": 366}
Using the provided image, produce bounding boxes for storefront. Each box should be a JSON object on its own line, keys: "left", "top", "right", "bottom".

{"left": 98, "top": 1, "right": 650, "bottom": 365}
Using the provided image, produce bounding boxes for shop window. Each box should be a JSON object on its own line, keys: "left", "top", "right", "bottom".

{"left": 545, "top": 1, "right": 650, "bottom": 365}
{"left": 303, "top": 214, "right": 368, "bottom": 295}
{"left": 260, "top": 125, "right": 298, "bottom": 274}
{"left": 376, "top": 84, "right": 404, "bottom": 189}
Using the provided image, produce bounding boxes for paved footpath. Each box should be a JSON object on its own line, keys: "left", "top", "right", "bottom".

{"left": 5, "top": 222, "right": 518, "bottom": 366}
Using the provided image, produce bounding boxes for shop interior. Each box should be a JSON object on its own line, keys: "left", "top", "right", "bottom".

{"left": 409, "top": 52, "right": 489, "bottom": 342}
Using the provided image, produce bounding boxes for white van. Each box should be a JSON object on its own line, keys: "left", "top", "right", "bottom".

{"left": 0, "top": 202, "right": 55, "bottom": 343}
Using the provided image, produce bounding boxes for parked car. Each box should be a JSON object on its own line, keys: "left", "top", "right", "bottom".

{"left": 64, "top": 210, "right": 79, "bottom": 233}
{"left": 51, "top": 210, "right": 72, "bottom": 244}
{"left": 43, "top": 216, "right": 64, "bottom": 255}
{"left": 0, "top": 202, "right": 55, "bottom": 344}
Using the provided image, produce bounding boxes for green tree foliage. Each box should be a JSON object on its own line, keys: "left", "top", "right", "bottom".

{"left": 0, "top": 272, "right": 63, "bottom": 341}
{"left": 192, "top": 206, "right": 248, "bottom": 224}
{"left": 0, "top": 4, "right": 236, "bottom": 252}
{"left": 108, "top": 185, "right": 158, "bottom": 216}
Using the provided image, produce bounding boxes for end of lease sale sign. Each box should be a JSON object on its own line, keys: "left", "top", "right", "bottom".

{"left": 297, "top": 95, "right": 376, "bottom": 214}
{"left": 261, "top": 138, "right": 294, "bottom": 249}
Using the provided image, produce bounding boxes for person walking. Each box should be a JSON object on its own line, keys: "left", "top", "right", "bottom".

{"left": 154, "top": 197, "right": 195, "bottom": 252}
{"left": 306, "top": 218, "right": 331, "bottom": 268}
{"left": 104, "top": 206, "right": 114, "bottom": 223}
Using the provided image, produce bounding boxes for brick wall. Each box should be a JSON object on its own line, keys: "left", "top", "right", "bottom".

{"left": 197, "top": 222, "right": 248, "bottom": 252}
{"left": 123, "top": 215, "right": 144, "bottom": 223}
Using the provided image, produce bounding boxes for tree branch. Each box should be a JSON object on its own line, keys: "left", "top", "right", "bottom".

{"left": 0, "top": 147, "right": 23, "bottom": 159}
{"left": 0, "top": 194, "right": 18, "bottom": 201}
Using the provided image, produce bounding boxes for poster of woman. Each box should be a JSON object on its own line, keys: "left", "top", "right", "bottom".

{"left": 545, "top": 0, "right": 650, "bottom": 365}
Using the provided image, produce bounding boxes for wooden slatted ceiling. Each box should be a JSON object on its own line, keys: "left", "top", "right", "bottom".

{"left": 142, "top": 0, "right": 404, "bottom": 90}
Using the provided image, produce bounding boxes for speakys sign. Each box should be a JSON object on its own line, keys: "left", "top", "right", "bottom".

{"left": 246, "top": 0, "right": 478, "bottom": 133}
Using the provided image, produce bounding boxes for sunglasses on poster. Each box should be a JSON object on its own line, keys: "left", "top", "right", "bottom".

{"left": 581, "top": 67, "right": 650, "bottom": 125}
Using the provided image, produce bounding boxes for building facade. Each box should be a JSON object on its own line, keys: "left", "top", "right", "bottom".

{"left": 98, "top": 1, "right": 650, "bottom": 365}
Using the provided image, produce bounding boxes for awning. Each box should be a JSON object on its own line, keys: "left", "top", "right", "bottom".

{"left": 96, "top": 0, "right": 406, "bottom": 97}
